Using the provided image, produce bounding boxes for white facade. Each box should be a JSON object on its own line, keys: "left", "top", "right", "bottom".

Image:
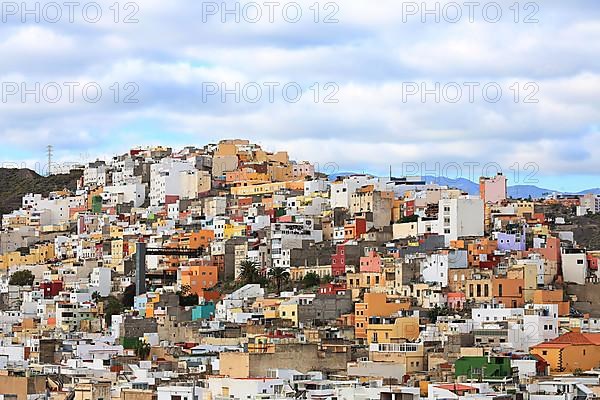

{"left": 330, "top": 175, "right": 372, "bottom": 209}
{"left": 150, "top": 158, "right": 209, "bottom": 206}
{"left": 90, "top": 267, "right": 112, "bottom": 297}
{"left": 472, "top": 304, "right": 559, "bottom": 351}
{"left": 103, "top": 183, "right": 147, "bottom": 207}
{"left": 422, "top": 253, "right": 449, "bottom": 287}
{"left": 562, "top": 250, "right": 588, "bottom": 284}
{"left": 437, "top": 197, "right": 484, "bottom": 245}
{"left": 34, "top": 196, "right": 82, "bottom": 225}
{"left": 83, "top": 162, "right": 108, "bottom": 187}
{"left": 304, "top": 179, "right": 329, "bottom": 196}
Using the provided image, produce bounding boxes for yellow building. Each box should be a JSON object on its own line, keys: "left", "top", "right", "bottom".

{"left": 347, "top": 272, "right": 387, "bottom": 290}
{"left": 252, "top": 298, "right": 282, "bottom": 320}
{"left": 231, "top": 181, "right": 304, "bottom": 196}
{"left": 366, "top": 316, "right": 420, "bottom": 345}
{"left": 110, "top": 239, "right": 124, "bottom": 273}
{"left": 0, "top": 242, "right": 55, "bottom": 270}
{"left": 110, "top": 225, "right": 124, "bottom": 239}
{"left": 290, "top": 265, "right": 332, "bottom": 281}
{"left": 279, "top": 302, "right": 299, "bottom": 326}
{"left": 369, "top": 342, "right": 426, "bottom": 373}
{"left": 223, "top": 223, "right": 247, "bottom": 240}
{"left": 515, "top": 200, "right": 535, "bottom": 218}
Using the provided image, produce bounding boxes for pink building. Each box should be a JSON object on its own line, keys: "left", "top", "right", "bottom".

{"left": 479, "top": 173, "right": 507, "bottom": 204}
{"left": 447, "top": 292, "right": 466, "bottom": 310}
{"left": 359, "top": 251, "right": 382, "bottom": 273}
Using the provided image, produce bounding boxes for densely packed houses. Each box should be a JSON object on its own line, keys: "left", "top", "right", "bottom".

{"left": 1, "top": 139, "right": 600, "bottom": 400}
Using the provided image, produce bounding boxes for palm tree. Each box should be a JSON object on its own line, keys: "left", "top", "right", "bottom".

{"left": 91, "top": 291, "right": 101, "bottom": 303}
{"left": 135, "top": 340, "right": 151, "bottom": 360}
{"left": 268, "top": 267, "right": 290, "bottom": 295}
{"left": 239, "top": 260, "right": 260, "bottom": 285}
{"left": 302, "top": 272, "right": 321, "bottom": 289}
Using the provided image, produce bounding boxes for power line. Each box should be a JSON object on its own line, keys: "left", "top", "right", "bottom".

{"left": 47, "top": 145, "right": 53, "bottom": 176}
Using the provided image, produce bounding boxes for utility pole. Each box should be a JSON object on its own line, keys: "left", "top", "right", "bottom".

{"left": 46, "top": 145, "right": 53, "bottom": 176}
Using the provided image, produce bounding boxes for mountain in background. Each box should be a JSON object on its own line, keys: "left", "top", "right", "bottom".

{"left": 329, "top": 172, "right": 600, "bottom": 198}
{"left": 0, "top": 168, "right": 82, "bottom": 215}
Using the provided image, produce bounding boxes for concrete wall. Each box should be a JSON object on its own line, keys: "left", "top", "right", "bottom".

{"left": 298, "top": 293, "right": 354, "bottom": 326}
{"left": 220, "top": 344, "right": 349, "bottom": 378}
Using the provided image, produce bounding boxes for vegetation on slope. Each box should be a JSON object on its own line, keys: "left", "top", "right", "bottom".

{"left": 0, "top": 168, "right": 82, "bottom": 215}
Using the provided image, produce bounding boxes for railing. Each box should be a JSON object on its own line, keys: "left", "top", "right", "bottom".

{"left": 369, "top": 343, "right": 419, "bottom": 353}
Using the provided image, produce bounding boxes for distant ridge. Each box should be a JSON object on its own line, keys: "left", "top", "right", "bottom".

{"left": 328, "top": 172, "right": 600, "bottom": 198}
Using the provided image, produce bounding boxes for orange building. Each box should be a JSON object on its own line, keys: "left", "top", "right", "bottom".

{"left": 355, "top": 292, "right": 409, "bottom": 340}
{"left": 180, "top": 264, "right": 218, "bottom": 296}
{"left": 451, "top": 238, "right": 498, "bottom": 267}
{"left": 530, "top": 331, "right": 600, "bottom": 373}
{"left": 492, "top": 277, "right": 525, "bottom": 308}
{"left": 534, "top": 289, "right": 570, "bottom": 316}
{"left": 172, "top": 230, "right": 215, "bottom": 250}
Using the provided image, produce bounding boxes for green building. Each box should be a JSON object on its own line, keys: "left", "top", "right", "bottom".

{"left": 454, "top": 356, "right": 513, "bottom": 381}
{"left": 92, "top": 195, "right": 103, "bottom": 213}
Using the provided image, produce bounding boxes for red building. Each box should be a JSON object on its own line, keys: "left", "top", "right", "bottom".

{"left": 319, "top": 282, "right": 347, "bottom": 295}
{"left": 40, "top": 280, "right": 63, "bottom": 299}
{"left": 331, "top": 244, "right": 347, "bottom": 277}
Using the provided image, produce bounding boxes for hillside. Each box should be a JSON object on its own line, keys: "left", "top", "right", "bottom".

{"left": 0, "top": 168, "right": 82, "bottom": 215}
{"left": 571, "top": 214, "right": 600, "bottom": 250}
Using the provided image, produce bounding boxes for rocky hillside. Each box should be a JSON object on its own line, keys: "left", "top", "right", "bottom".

{"left": 0, "top": 168, "right": 82, "bottom": 215}
{"left": 571, "top": 214, "right": 600, "bottom": 251}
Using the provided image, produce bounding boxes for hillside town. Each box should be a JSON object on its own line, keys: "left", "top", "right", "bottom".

{"left": 1, "top": 139, "right": 600, "bottom": 400}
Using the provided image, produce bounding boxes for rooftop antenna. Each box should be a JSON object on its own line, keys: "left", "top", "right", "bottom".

{"left": 46, "top": 145, "right": 53, "bottom": 176}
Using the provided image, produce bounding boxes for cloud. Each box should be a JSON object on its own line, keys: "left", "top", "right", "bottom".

{"left": 0, "top": 0, "right": 598, "bottom": 189}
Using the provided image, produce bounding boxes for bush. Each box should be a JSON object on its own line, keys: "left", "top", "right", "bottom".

{"left": 9, "top": 270, "right": 35, "bottom": 286}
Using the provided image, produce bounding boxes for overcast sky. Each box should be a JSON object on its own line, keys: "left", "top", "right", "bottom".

{"left": 0, "top": 0, "right": 598, "bottom": 191}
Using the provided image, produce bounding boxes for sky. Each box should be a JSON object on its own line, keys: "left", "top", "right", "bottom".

{"left": 0, "top": 0, "right": 599, "bottom": 192}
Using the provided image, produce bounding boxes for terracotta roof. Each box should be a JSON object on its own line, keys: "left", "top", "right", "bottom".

{"left": 532, "top": 342, "right": 569, "bottom": 349}
{"left": 533, "top": 331, "right": 600, "bottom": 348}
{"left": 436, "top": 384, "right": 477, "bottom": 392}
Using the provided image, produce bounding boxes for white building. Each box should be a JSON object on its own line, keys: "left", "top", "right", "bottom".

{"left": 577, "top": 194, "right": 600, "bottom": 216}
{"left": 330, "top": 175, "right": 373, "bottom": 209}
{"left": 150, "top": 158, "right": 210, "bottom": 206}
{"left": 90, "top": 267, "right": 112, "bottom": 297}
{"left": 103, "top": 183, "right": 147, "bottom": 207}
{"left": 83, "top": 161, "right": 108, "bottom": 188}
{"left": 437, "top": 197, "right": 484, "bottom": 245}
{"left": 561, "top": 249, "right": 588, "bottom": 284}
{"left": 472, "top": 303, "right": 559, "bottom": 351}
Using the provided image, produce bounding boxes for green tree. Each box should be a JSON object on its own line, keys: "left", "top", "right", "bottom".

{"left": 134, "top": 340, "right": 151, "bottom": 360}
{"left": 321, "top": 274, "right": 333, "bottom": 284}
{"left": 177, "top": 284, "right": 199, "bottom": 306}
{"left": 122, "top": 284, "right": 136, "bottom": 308}
{"left": 268, "top": 267, "right": 290, "bottom": 295}
{"left": 239, "top": 260, "right": 261, "bottom": 285}
{"left": 103, "top": 295, "right": 124, "bottom": 326}
{"left": 428, "top": 305, "right": 450, "bottom": 323}
{"left": 399, "top": 214, "right": 419, "bottom": 223}
{"left": 9, "top": 270, "right": 35, "bottom": 286}
{"left": 302, "top": 272, "right": 321, "bottom": 289}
